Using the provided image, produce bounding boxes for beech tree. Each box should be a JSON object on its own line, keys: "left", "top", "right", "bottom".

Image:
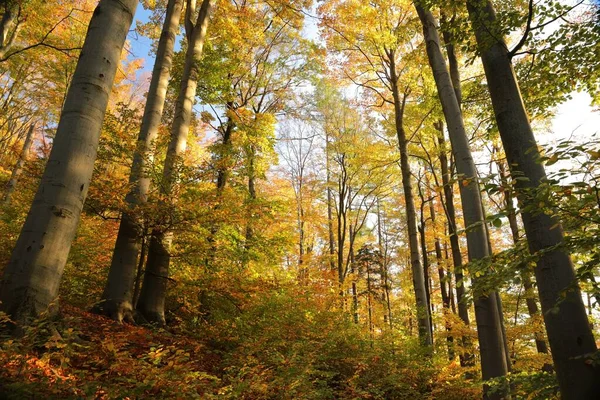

{"left": 467, "top": 0, "right": 600, "bottom": 397}
{"left": 137, "top": 0, "right": 214, "bottom": 325}
{"left": 96, "top": 0, "right": 185, "bottom": 323}
{"left": 415, "top": 3, "right": 508, "bottom": 393}
{"left": 0, "top": 0, "right": 138, "bottom": 325}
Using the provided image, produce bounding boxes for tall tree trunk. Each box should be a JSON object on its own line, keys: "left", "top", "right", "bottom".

{"left": 388, "top": 51, "right": 433, "bottom": 347}
{"left": 137, "top": 0, "right": 213, "bottom": 325}
{"left": 430, "top": 184, "right": 455, "bottom": 360}
{"left": 377, "top": 199, "right": 394, "bottom": 328}
{"left": 467, "top": 2, "right": 599, "bottom": 397}
{"left": 496, "top": 152, "right": 549, "bottom": 354}
{"left": 326, "top": 130, "right": 336, "bottom": 272}
{"left": 418, "top": 180, "right": 434, "bottom": 340}
{"left": 244, "top": 149, "right": 257, "bottom": 265}
{"left": 132, "top": 233, "right": 147, "bottom": 309}
{"left": 438, "top": 128, "right": 474, "bottom": 367}
{"left": 350, "top": 225, "right": 359, "bottom": 324}
{"left": 3, "top": 122, "right": 35, "bottom": 205}
{"left": 440, "top": 12, "right": 461, "bottom": 108}
{"left": 97, "top": 0, "right": 183, "bottom": 323}
{"left": 415, "top": 5, "right": 508, "bottom": 394}
{"left": 0, "top": 0, "right": 138, "bottom": 325}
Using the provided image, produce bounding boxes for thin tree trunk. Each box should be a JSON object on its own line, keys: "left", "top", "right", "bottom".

{"left": 430, "top": 184, "right": 455, "bottom": 360}
{"left": 350, "top": 226, "right": 359, "bottom": 324}
{"left": 216, "top": 109, "right": 235, "bottom": 192}
{"left": 467, "top": 2, "right": 599, "bottom": 397}
{"left": 377, "top": 199, "right": 394, "bottom": 329}
{"left": 97, "top": 0, "right": 183, "bottom": 323}
{"left": 326, "top": 130, "right": 336, "bottom": 272}
{"left": 137, "top": 0, "right": 213, "bottom": 325}
{"left": 366, "top": 261, "right": 373, "bottom": 335}
{"left": 3, "top": 122, "right": 35, "bottom": 205}
{"left": 132, "top": 233, "right": 147, "bottom": 309}
{"left": 0, "top": 0, "right": 138, "bottom": 326}
{"left": 244, "top": 148, "right": 257, "bottom": 263}
{"left": 418, "top": 180, "right": 434, "bottom": 341}
{"left": 415, "top": 5, "right": 508, "bottom": 395}
{"left": 388, "top": 51, "right": 433, "bottom": 347}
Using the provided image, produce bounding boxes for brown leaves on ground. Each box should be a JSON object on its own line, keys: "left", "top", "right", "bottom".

{"left": 0, "top": 305, "right": 222, "bottom": 399}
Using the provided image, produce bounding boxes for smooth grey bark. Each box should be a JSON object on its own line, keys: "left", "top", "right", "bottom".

{"left": 0, "top": 2, "right": 21, "bottom": 61}
{"left": 388, "top": 50, "right": 433, "bottom": 347}
{"left": 467, "top": 1, "right": 600, "bottom": 398}
{"left": 0, "top": 0, "right": 138, "bottom": 325}
{"left": 438, "top": 126, "right": 476, "bottom": 368}
{"left": 415, "top": 4, "right": 508, "bottom": 393}
{"left": 137, "top": 0, "right": 213, "bottom": 325}
{"left": 97, "top": 0, "right": 184, "bottom": 323}
{"left": 3, "top": 122, "right": 35, "bottom": 205}
{"left": 496, "top": 153, "right": 548, "bottom": 354}
{"left": 440, "top": 12, "right": 461, "bottom": 108}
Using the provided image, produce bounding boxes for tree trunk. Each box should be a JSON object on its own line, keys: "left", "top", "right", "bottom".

{"left": 132, "top": 233, "right": 147, "bottom": 309}
{"left": 244, "top": 150, "right": 257, "bottom": 265}
{"left": 497, "top": 152, "right": 548, "bottom": 354}
{"left": 418, "top": 180, "right": 434, "bottom": 340}
{"left": 416, "top": 5, "right": 508, "bottom": 394}
{"left": 3, "top": 122, "right": 35, "bottom": 205}
{"left": 0, "top": 3, "right": 22, "bottom": 60}
{"left": 97, "top": 0, "right": 183, "bottom": 323}
{"left": 326, "top": 130, "right": 336, "bottom": 272}
{"left": 350, "top": 227, "right": 359, "bottom": 324}
{"left": 467, "top": 2, "right": 599, "bottom": 397}
{"left": 0, "top": 0, "right": 137, "bottom": 326}
{"left": 440, "top": 12, "right": 461, "bottom": 108}
{"left": 137, "top": 0, "right": 213, "bottom": 325}
{"left": 430, "top": 185, "right": 455, "bottom": 360}
{"left": 388, "top": 51, "right": 433, "bottom": 347}
{"left": 377, "top": 199, "right": 394, "bottom": 329}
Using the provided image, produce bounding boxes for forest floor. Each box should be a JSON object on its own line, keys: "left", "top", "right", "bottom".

{"left": 0, "top": 305, "right": 223, "bottom": 399}
{"left": 0, "top": 301, "right": 485, "bottom": 400}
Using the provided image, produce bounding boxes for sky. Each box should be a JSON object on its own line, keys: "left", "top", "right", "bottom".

{"left": 126, "top": 3, "right": 600, "bottom": 150}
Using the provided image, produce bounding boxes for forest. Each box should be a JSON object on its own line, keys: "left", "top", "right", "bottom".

{"left": 1, "top": 0, "right": 600, "bottom": 398}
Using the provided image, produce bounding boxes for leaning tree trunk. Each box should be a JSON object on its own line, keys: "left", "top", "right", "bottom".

{"left": 388, "top": 51, "right": 433, "bottom": 347}
{"left": 137, "top": 0, "right": 213, "bottom": 325}
{"left": 97, "top": 0, "right": 184, "bottom": 323}
{"left": 0, "top": 0, "right": 138, "bottom": 326}
{"left": 466, "top": 1, "right": 600, "bottom": 398}
{"left": 3, "top": 122, "right": 35, "bottom": 205}
{"left": 415, "top": 5, "right": 508, "bottom": 395}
